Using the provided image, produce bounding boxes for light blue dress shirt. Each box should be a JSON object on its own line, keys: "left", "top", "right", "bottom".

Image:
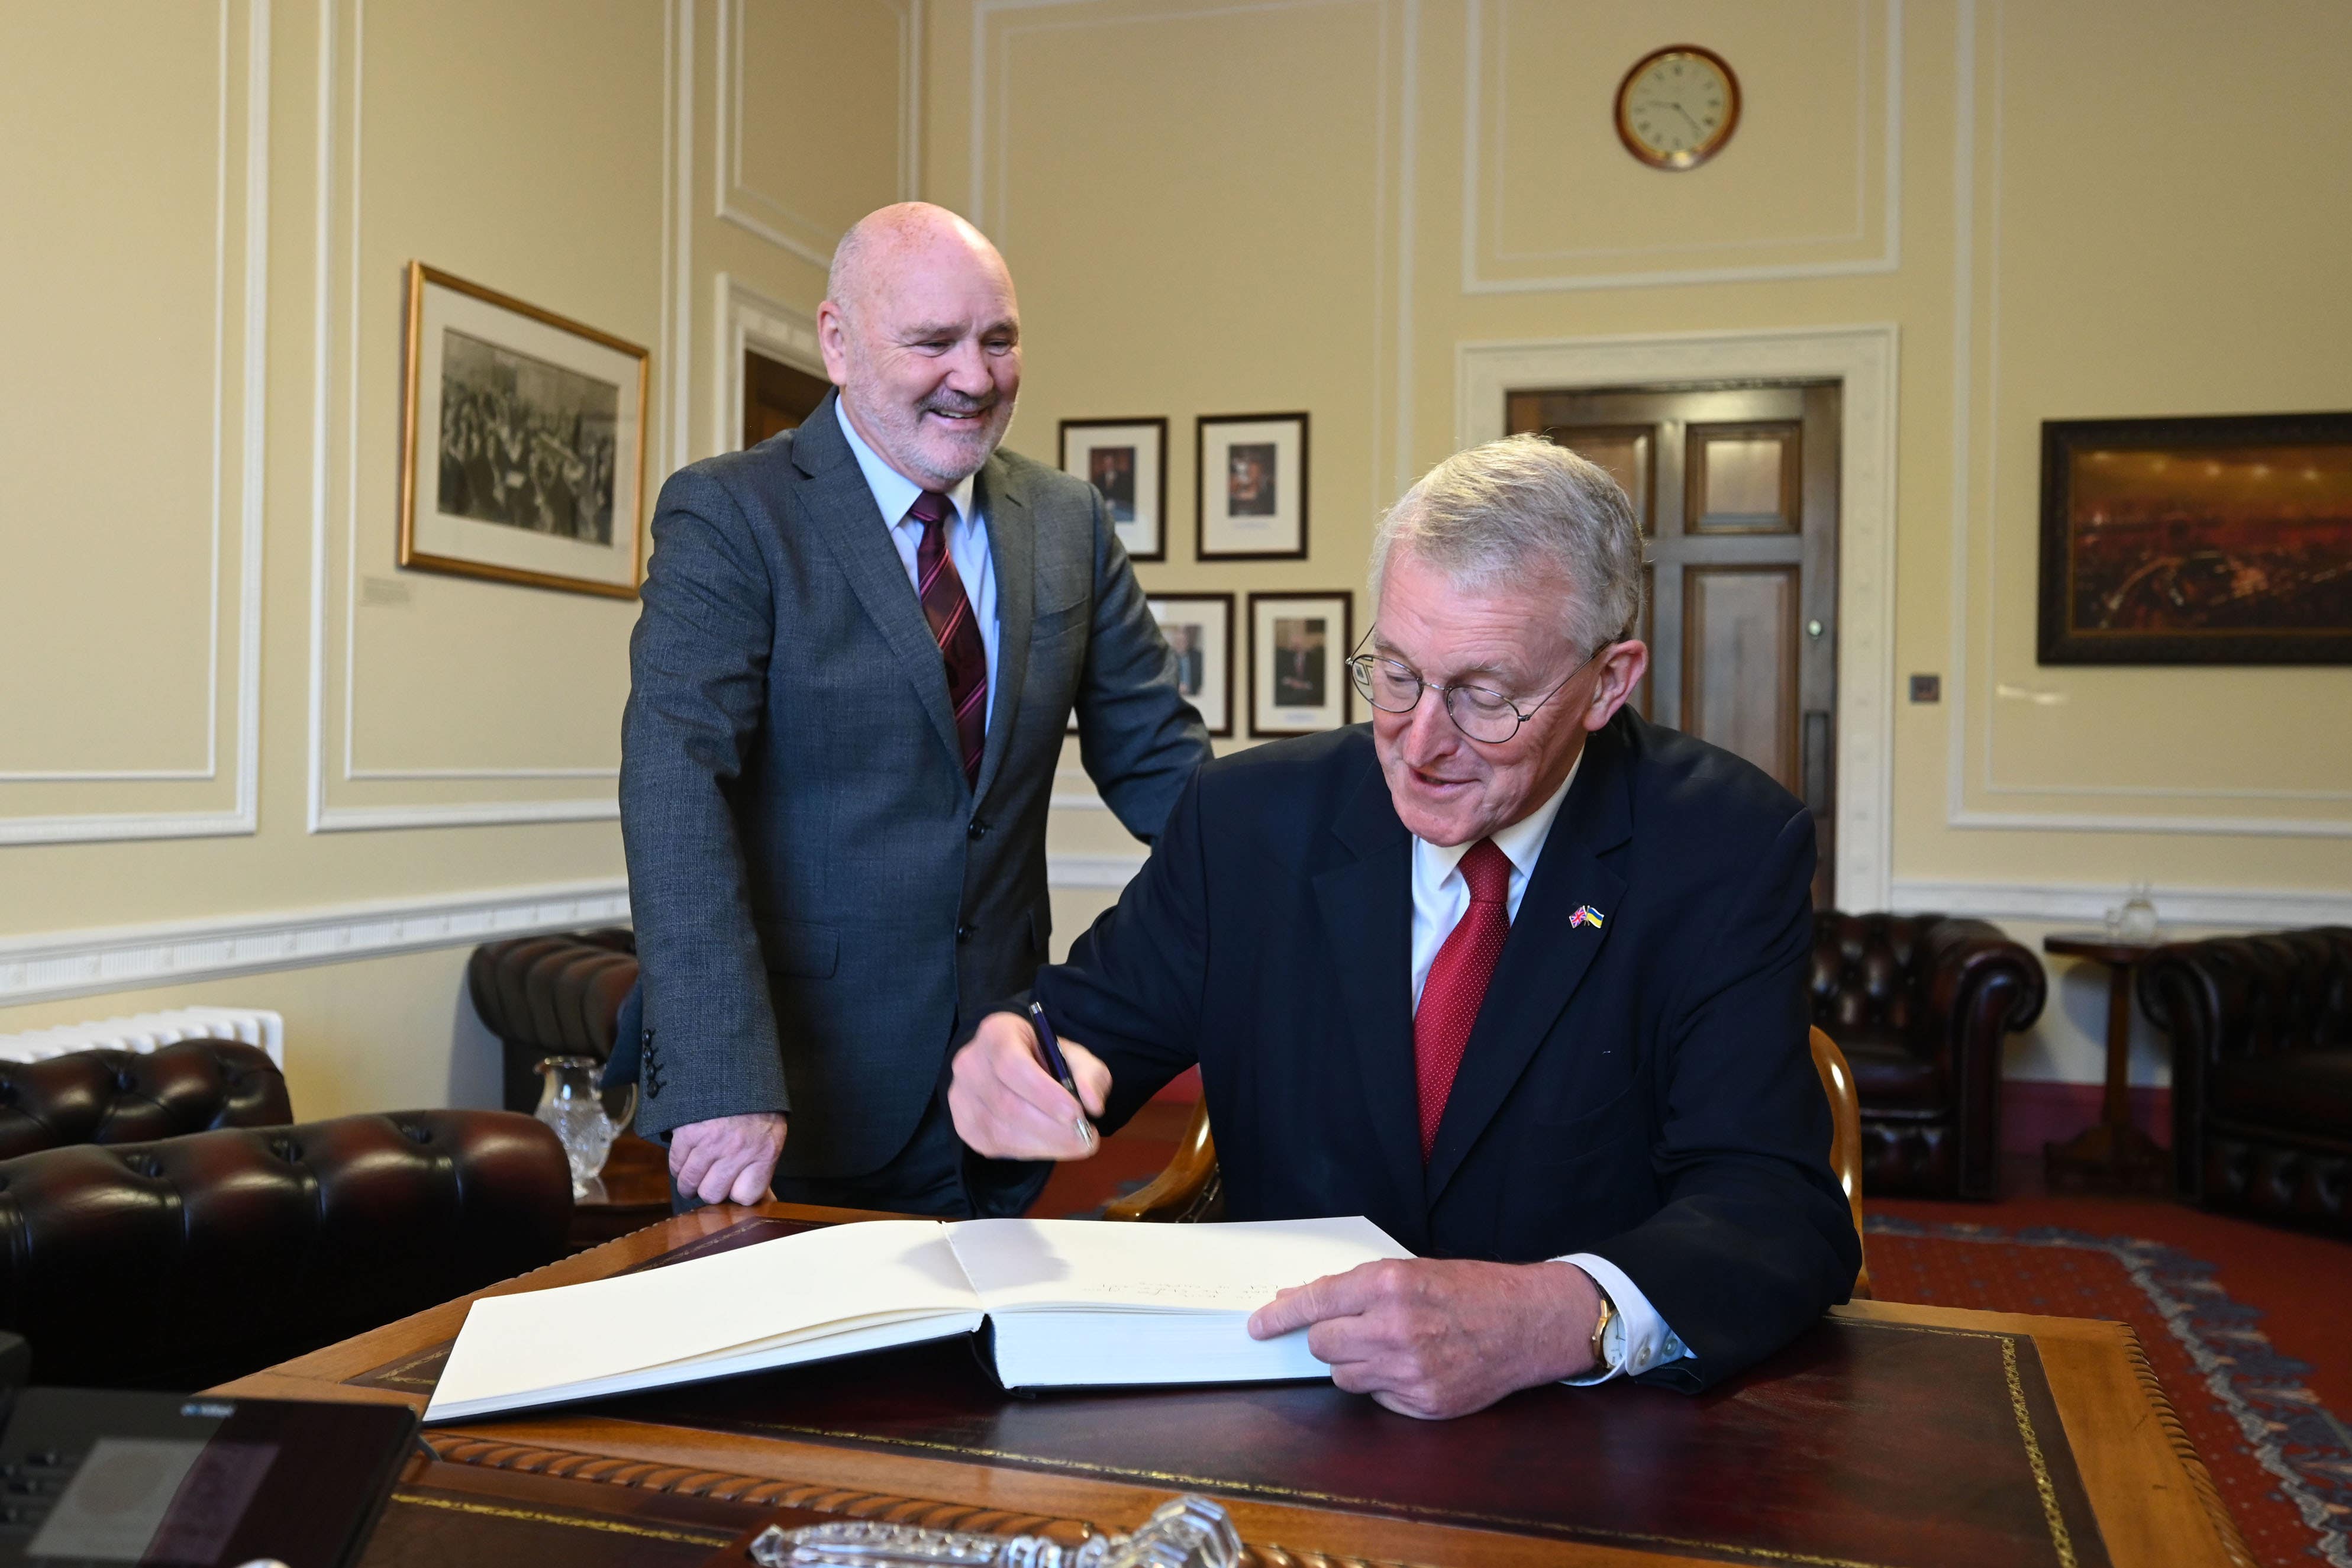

{"left": 836, "top": 405, "right": 1001, "bottom": 734}
{"left": 1406, "top": 756, "right": 1693, "bottom": 1385}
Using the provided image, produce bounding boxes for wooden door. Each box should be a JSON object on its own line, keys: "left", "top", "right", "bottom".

{"left": 1506, "top": 384, "right": 1841, "bottom": 904}
{"left": 744, "top": 349, "right": 830, "bottom": 449}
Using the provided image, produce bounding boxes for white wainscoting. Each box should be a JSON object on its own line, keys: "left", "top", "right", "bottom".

{"left": 0, "top": 880, "right": 631, "bottom": 1007}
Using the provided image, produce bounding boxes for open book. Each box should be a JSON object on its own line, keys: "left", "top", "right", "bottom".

{"left": 424, "top": 1215, "right": 1410, "bottom": 1423}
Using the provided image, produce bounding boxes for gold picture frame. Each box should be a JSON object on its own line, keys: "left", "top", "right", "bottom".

{"left": 399, "top": 261, "right": 650, "bottom": 598}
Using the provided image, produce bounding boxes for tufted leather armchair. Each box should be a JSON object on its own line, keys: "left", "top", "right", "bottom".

{"left": 0, "top": 1109, "right": 572, "bottom": 1389}
{"left": 467, "top": 928, "right": 636, "bottom": 1112}
{"left": 2139, "top": 927, "right": 2352, "bottom": 1231}
{"left": 1809, "top": 912, "right": 2047, "bottom": 1199}
{"left": 0, "top": 1038, "right": 290, "bottom": 1158}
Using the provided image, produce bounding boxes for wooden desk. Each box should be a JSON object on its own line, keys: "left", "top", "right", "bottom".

{"left": 215, "top": 1204, "right": 2250, "bottom": 1568}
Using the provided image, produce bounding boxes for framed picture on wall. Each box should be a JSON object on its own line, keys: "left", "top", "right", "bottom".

{"left": 1060, "top": 417, "right": 1167, "bottom": 562}
{"left": 1248, "top": 591, "right": 1353, "bottom": 737}
{"left": 1198, "top": 412, "right": 1309, "bottom": 560}
{"left": 1148, "top": 593, "right": 1235, "bottom": 737}
{"left": 2038, "top": 411, "right": 2352, "bottom": 664}
{"left": 399, "top": 261, "right": 650, "bottom": 598}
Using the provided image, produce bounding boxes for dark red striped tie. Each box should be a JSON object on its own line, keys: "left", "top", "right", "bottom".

{"left": 1414, "top": 838, "right": 1513, "bottom": 1161}
{"left": 909, "top": 491, "right": 987, "bottom": 789}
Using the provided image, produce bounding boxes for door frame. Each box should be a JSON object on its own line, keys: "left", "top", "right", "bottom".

{"left": 1457, "top": 325, "right": 1898, "bottom": 912}
{"left": 715, "top": 273, "right": 827, "bottom": 459}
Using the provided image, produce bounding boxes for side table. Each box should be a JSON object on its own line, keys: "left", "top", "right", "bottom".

{"left": 2041, "top": 933, "right": 2170, "bottom": 1192}
{"left": 569, "top": 1131, "right": 671, "bottom": 1249}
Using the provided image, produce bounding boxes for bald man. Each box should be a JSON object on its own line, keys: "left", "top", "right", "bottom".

{"left": 620, "top": 203, "right": 1209, "bottom": 1216}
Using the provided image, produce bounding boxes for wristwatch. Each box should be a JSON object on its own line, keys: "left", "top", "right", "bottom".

{"left": 1587, "top": 1288, "right": 1618, "bottom": 1372}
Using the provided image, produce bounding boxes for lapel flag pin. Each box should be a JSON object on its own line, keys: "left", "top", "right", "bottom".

{"left": 1570, "top": 904, "right": 1606, "bottom": 930}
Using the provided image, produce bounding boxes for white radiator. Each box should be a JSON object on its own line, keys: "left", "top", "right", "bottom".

{"left": 0, "top": 1007, "right": 284, "bottom": 1069}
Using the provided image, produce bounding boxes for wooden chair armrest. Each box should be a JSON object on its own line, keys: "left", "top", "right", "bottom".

{"left": 1103, "top": 1100, "right": 1222, "bottom": 1222}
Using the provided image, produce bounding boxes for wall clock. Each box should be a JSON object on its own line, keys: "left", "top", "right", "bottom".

{"left": 1614, "top": 45, "right": 1740, "bottom": 170}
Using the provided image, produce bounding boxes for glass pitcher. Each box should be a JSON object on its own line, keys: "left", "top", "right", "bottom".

{"left": 534, "top": 1054, "right": 631, "bottom": 1198}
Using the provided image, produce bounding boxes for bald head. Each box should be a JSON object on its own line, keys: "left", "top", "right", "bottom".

{"left": 817, "top": 202, "right": 1022, "bottom": 491}
{"left": 827, "top": 203, "right": 1010, "bottom": 324}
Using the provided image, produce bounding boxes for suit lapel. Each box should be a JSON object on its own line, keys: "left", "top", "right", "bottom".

{"left": 1309, "top": 760, "right": 1428, "bottom": 1235}
{"left": 791, "top": 396, "right": 965, "bottom": 782}
{"left": 971, "top": 454, "right": 1031, "bottom": 806}
{"left": 1424, "top": 721, "right": 1635, "bottom": 1206}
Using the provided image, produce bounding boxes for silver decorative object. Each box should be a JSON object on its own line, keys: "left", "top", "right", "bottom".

{"left": 749, "top": 1495, "right": 1241, "bottom": 1568}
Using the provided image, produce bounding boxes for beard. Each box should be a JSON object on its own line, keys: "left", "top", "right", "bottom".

{"left": 842, "top": 381, "right": 1015, "bottom": 491}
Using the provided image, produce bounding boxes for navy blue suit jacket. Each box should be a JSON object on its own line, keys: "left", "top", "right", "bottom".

{"left": 1018, "top": 712, "right": 1860, "bottom": 1392}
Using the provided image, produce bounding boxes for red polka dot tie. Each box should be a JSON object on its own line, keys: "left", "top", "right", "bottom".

{"left": 1414, "top": 838, "right": 1514, "bottom": 1162}
{"left": 909, "top": 491, "right": 988, "bottom": 789}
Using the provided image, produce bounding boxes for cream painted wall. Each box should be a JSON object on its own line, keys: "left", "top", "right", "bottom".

{"left": 935, "top": 0, "right": 2352, "bottom": 1093}
{"left": 0, "top": 1, "right": 914, "bottom": 1116}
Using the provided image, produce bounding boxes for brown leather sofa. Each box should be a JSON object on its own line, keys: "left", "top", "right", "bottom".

{"left": 467, "top": 928, "right": 636, "bottom": 1111}
{"left": 1809, "top": 912, "right": 2047, "bottom": 1199}
{"left": 0, "top": 1038, "right": 291, "bottom": 1157}
{"left": 0, "top": 1040, "right": 572, "bottom": 1388}
{"left": 2138, "top": 925, "right": 2352, "bottom": 1231}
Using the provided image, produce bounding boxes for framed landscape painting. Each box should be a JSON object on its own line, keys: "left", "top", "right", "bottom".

{"left": 1060, "top": 417, "right": 1167, "bottom": 562}
{"left": 400, "top": 262, "right": 649, "bottom": 598}
{"left": 2038, "top": 412, "right": 2352, "bottom": 664}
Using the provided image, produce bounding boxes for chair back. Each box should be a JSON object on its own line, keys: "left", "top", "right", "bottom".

{"left": 1810, "top": 1025, "right": 1872, "bottom": 1298}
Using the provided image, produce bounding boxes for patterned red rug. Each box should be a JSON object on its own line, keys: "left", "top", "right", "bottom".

{"left": 1867, "top": 1215, "right": 2352, "bottom": 1568}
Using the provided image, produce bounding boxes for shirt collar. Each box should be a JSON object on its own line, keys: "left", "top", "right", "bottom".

{"left": 835, "top": 398, "right": 979, "bottom": 529}
{"left": 1417, "top": 748, "right": 1584, "bottom": 888}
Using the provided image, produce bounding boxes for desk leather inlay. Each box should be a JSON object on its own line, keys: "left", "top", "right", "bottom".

{"left": 354, "top": 1219, "right": 2111, "bottom": 1568}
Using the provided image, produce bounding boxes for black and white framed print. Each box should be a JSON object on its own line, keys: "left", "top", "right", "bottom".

{"left": 1060, "top": 417, "right": 1167, "bottom": 563}
{"left": 1198, "top": 412, "right": 1308, "bottom": 560}
{"left": 399, "top": 262, "right": 649, "bottom": 598}
{"left": 1148, "top": 593, "right": 1235, "bottom": 737}
{"left": 1248, "top": 591, "right": 1352, "bottom": 737}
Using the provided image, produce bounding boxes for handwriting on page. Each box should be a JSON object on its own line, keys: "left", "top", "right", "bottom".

{"left": 1093, "top": 1280, "right": 1286, "bottom": 1308}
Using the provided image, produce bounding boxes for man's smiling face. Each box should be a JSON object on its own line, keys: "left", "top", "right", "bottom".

{"left": 1370, "top": 550, "right": 1605, "bottom": 847}
{"left": 822, "top": 217, "right": 1022, "bottom": 492}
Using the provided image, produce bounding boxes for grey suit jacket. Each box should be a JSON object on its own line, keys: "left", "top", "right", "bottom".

{"left": 620, "top": 394, "right": 1209, "bottom": 1177}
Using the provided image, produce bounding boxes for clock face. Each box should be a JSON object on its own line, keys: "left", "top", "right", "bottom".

{"left": 1615, "top": 46, "right": 1740, "bottom": 170}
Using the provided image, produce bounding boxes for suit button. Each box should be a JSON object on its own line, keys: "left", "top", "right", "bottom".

{"left": 967, "top": 819, "right": 989, "bottom": 840}
{"left": 956, "top": 923, "right": 974, "bottom": 943}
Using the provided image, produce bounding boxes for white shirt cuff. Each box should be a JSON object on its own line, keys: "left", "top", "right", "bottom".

{"left": 1556, "top": 1253, "right": 1692, "bottom": 1385}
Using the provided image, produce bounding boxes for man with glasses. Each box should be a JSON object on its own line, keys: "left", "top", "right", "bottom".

{"left": 950, "top": 433, "right": 1858, "bottom": 1416}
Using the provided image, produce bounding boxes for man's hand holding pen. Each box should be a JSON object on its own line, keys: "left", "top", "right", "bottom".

{"left": 949, "top": 1009, "right": 1109, "bottom": 1160}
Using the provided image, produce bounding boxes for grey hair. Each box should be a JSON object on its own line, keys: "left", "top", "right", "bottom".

{"left": 1369, "top": 433, "right": 1644, "bottom": 654}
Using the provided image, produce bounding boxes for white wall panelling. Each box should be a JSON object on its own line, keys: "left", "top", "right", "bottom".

{"left": 0, "top": 880, "right": 630, "bottom": 1008}
{"left": 0, "top": 0, "right": 267, "bottom": 845}
{"left": 715, "top": 0, "right": 921, "bottom": 267}
{"left": 305, "top": 0, "right": 679, "bottom": 831}
{"left": 1889, "top": 879, "right": 2352, "bottom": 932}
{"left": 1457, "top": 326, "right": 1901, "bottom": 915}
{"left": 1458, "top": 0, "right": 1901, "bottom": 294}
{"left": 1941, "top": 0, "right": 2352, "bottom": 838}
{"left": 717, "top": 273, "right": 825, "bottom": 456}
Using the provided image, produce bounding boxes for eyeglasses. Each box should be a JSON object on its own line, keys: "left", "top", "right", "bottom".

{"left": 1345, "top": 632, "right": 1614, "bottom": 744}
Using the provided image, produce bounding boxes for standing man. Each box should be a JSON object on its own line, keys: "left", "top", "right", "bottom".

{"left": 620, "top": 202, "right": 1209, "bottom": 1216}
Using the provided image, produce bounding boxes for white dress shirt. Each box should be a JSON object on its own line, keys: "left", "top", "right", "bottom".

{"left": 837, "top": 406, "right": 1001, "bottom": 733}
{"left": 1406, "top": 752, "right": 1693, "bottom": 1385}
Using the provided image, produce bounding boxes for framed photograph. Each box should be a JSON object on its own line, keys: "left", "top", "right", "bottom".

{"left": 400, "top": 261, "right": 650, "bottom": 598}
{"left": 1198, "top": 412, "right": 1309, "bottom": 560}
{"left": 1060, "top": 417, "right": 1167, "bottom": 562}
{"left": 1248, "top": 592, "right": 1353, "bottom": 737}
{"left": 1148, "top": 593, "right": 1235, "bottom": 737}
{"left": 2039, "top": 412, "right": 2352, "bottom": 664}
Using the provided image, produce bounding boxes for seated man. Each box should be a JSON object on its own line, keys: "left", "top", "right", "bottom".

{"left": 950, "top": 435, "right": 1860, "bottom": 1418}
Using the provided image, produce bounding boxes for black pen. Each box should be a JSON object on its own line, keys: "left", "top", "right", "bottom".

{"left": 1027, "top": 1000, "right": 1096, "bottom": 1151}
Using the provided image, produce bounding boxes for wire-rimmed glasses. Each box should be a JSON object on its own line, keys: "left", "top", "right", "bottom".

{"left": 1344, "top": 632, "right": 1611, "bottom": 744}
